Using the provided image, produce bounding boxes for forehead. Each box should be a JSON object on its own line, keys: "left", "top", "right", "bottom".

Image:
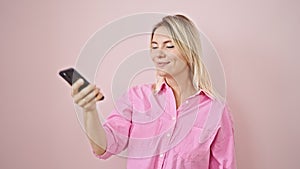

{"left": 152, "top": 26, "right": 172, "bottom": 41}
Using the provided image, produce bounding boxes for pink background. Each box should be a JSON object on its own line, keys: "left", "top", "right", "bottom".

{"left": 1, "top": 0, "right": 300, "bottom": 169}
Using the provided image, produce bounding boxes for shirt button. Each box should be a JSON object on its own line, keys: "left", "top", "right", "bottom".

{"left": 185, "top": 100, "right": 189, "bottom": 104}
{"left": 159, "top": 153, "right": 164, "bottom": 158}
{"left": 166, "top": 133, "right": 171, "bottom": 137}
{"left": 172, "top": 117, "right": 176, "bottom": 120}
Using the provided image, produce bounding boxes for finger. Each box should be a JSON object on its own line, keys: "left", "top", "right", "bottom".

{"left": 83, "top": 92, "right": 103, "bottom": 110}
{"left": 83, "top": 98, "right": 97, "bottom": 110}
{"left": 71, "top": 78, "right": 84, "bottom": 96}
{"left": 79, "top": 88, "right": 99, "bottom": 106}
{"left": 95, "top": 92, "right": 104, "bottom": 101}
{"left": 77, "top": 87, "right": 99, "bottom": 106}
{"left": 74, "top": 84, "right": 95, "bottom": 104}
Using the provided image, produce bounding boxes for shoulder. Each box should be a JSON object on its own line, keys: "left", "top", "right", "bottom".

{"left": 205, "top": 99, "right": 234, "bottom": 131}
{"left": 212, "top": 99, "right": 235, "bottom": 135}
{"left": 127, "top": 83, "right": 155, "bottom": 100}
{"left": 115, "top": 83, "right": 154, "bottom": 106}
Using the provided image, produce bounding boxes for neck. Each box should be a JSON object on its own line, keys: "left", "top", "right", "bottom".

{"left": 164, "top": 70, "right": 197, "bottom": 106}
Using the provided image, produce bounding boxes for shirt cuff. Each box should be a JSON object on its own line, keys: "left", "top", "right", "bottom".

{"left": 92, "top": 149, "right": 113, "bottom": 160}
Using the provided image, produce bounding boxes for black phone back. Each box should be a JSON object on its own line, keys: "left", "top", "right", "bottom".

{"left": 59, "top": 67, "right": 90, "bottom": 91}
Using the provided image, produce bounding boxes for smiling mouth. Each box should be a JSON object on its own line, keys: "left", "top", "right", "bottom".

{"left": 157, "top": 62, "right": 170, "bottom": 67}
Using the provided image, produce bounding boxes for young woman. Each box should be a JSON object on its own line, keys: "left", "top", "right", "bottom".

{"left": 71, "top": 14, "right": 236, "bottom": 169}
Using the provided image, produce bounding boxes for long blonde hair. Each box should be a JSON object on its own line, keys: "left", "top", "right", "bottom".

{"left": 151, "top": 14, "right": 220, "bottom": 99}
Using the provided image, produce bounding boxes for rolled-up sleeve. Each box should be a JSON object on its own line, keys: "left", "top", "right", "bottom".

{"left": 209, "top": 105, "right": 237, "bottom": 169}
{"left": 94, "top": 90, "right": 133, "bottom": 160}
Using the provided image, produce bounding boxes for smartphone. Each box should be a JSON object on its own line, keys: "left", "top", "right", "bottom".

{"left": 58, "top": 67, "right": 104, "bottom": 100}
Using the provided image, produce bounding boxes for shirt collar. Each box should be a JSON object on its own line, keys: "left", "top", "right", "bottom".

{"left": 153, "top": 76, "right": 215, "bottom": 100}
{"left": 153, "top": 76, "right": 165, "bottom": 94}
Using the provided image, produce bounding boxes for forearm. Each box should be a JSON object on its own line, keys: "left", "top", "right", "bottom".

{"left": 83, "top": 109, "right": 107, "bottom": 155}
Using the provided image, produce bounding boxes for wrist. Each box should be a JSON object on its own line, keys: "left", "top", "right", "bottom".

{"left": 83, "top": 108, "right": 98, "bottom": 115}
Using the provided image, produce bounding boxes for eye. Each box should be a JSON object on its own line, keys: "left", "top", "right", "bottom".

{"left": 151, "top": 43, "right": 158, "bottom": 49}
{"left": 166, "top": 42, "right": 174, "bottom": 49}
{"left": 166, "top": 45, "right": 174, "bottom": 48}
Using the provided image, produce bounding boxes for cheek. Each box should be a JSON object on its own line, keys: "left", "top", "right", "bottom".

{"left": 171, "top": 54, "right": 188, "bottom": 67}
{"left": 167, "top": 52, "right": 180, "bottom": 61}
{"left": 150, "top": 51, "right": 155, "bottom": 59}
{"left": 176, "top": 52, "right": 187, "bottom": 63}
{"left": 176, "top": 54, "right": 189, "bottom": 67}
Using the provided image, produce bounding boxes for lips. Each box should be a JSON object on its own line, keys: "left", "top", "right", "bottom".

{"left": 156, "top": 61, "right": 170, "bottom": 67}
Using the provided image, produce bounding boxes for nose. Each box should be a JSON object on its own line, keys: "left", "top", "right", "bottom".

{"left": 156, "top": 49, "right": 166, "bottom": 58}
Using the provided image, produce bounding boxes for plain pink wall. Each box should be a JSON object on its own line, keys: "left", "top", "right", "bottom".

{"left": 1, "top": 0, "right": 299, "bottom": 169}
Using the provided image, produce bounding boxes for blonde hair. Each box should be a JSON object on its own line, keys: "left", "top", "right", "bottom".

{"left": 151, "top": 14, "right": 221, "bottom": 99}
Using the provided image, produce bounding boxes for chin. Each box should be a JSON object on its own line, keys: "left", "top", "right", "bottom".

{"left": 156, "top": 69, "right": 167, "bottom": 76}
{"left": 156, "top": 69, "right": 173, "bottom": 78}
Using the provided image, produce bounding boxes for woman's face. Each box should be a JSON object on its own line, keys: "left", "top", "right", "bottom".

{"left": 151, "top": 26, "right": 189, "bottom": 78}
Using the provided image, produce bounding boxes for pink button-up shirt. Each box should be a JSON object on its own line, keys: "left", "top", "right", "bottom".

{"left": 94, "top": 81, "right": 236, "bottom": 169}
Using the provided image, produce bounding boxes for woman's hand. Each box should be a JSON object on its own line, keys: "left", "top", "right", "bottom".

{"left": 71, "top": 79, "right": 104, "bottom": 112}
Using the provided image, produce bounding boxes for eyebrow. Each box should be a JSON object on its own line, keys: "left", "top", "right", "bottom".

{"left": 151, "top": 40, "right": 172, "bottom": 44}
